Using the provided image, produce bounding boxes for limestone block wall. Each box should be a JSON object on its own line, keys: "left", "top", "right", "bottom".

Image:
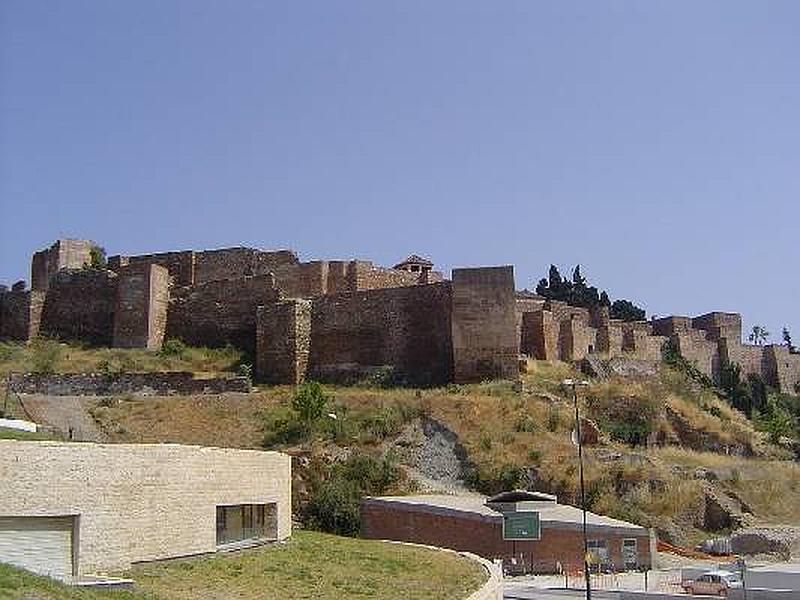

{"left": 31, "top": 239, "right": 93, "bottom": 292}
{"left": 0, "top": 289, "right": 45, "bottom": 341}
{"left": 256, "top": 299, "right": 312, "bottom": 384}
{"left": 39, "top": 270, "right": 118, "bottom": 346}
{"left": 307, "top": 282, "right": 453, "bottom": 385}
{"left": 0, "top": 441, "right": 291, "bottom": 575}
{"left": 113, "top": 264, "right": 169, "bottom": 349}
{"left": 166, "top": 274, "right": 281, "bottom": 353}
{"left": 451, "top": 267, "right": 518, "bottom": 383}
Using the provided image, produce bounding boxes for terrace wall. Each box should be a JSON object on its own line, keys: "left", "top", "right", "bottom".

{"left": 8, "top": 372, "right": 251, "bottom": 395}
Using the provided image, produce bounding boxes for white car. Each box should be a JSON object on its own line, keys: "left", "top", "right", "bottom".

{"left": 681, "top": 570, "right": 743, "bottom": 596}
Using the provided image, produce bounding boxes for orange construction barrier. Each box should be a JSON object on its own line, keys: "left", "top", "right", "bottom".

{"left": 657, "top": 539, "right": 736, "bottom": 561}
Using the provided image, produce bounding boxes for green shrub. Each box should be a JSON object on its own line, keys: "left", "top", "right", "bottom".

{"left": 29, "top": 338, "right": 62, "bottom": 373}
{"left": 0, "top": 342, "right": 24, "bottom": 364}
{"left": 304, "top": 453, "right": 402, "bottom": 536}
{"left": 88, "top": 245, "right": 107, "bottom": 270}
{"left": 356, "top": 402, "right": 419, "bottom": 442}
{"left": 262, "top": 415, "right": 311, "bottom": 447}
{"left": 159, "top": 338, "right": 187, "bottom": 358}
{"left": 305, "top": 477, "right": 362, "bottom": 536}
{"left": 358, "top": 365, "right": 402, "bottom": 388}
{"left": 236, "top": 363, "right": 253, "bottom": 381}
{"left": 586, "top": 394, "right": 659, "bottom": 447}
{"left": 546, "top": 406, "right": 561, "bottom": 432}
{"left": 292, "top": 381, "right": 330, "bottom": 425}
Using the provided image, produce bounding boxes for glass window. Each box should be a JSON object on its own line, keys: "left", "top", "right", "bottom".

{"left": 216, "top": 504, "right": 274, "bottom": 546}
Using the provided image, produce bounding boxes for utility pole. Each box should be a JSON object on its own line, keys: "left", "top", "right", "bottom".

{"left": 565, "top": 378, "right": 592, "bottom": 600}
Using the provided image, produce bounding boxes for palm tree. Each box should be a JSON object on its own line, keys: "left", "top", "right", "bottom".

{"left": 748, "top": 325, "right": 770, "bottom": 345}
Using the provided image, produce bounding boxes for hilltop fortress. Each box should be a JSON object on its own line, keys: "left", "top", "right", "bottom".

{"left": 1, "top": 238, "right": 798, "bottom": 393}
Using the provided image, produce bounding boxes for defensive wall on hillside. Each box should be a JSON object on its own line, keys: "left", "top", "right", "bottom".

{"left": 1, "top": 239, "right": 798, "bottom": 391}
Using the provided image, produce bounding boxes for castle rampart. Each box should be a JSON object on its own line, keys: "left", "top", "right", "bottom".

{"left": 2, "top": 239, "right": 798, "bottom": 393}
{"left": 31, "top": 239, "right": 93, "bottom": 292}
{"left": 451, "top": 266, "right": 518, "bottom": 383}
{"left": 166, "top": 273, "right": 281, "bottom": 354}
{"left": 39, "top": 269, "right": 118, "bottom": 346}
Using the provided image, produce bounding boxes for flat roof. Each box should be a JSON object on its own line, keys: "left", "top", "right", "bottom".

{"left": 748, "top": 563, "right": 800, "bottom": 574}
{"left": 363, "top": 494, "right": 648, "bottom": 535}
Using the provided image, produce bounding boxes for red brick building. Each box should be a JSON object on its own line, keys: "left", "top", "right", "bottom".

{"left": 361, "top": 491, "right": 655, "bottom": 574}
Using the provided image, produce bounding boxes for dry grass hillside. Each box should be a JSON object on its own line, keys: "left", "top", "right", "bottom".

{"left": 3, "top": 340, "right": 798, "bottom": 548}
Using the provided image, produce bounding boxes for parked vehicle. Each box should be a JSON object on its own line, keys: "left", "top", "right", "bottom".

{"left": 681, "top": 570, "right": 743, "bottom": 596}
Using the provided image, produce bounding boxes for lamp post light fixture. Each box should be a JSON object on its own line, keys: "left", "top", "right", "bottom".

{"left": 563, "top": 378, "right": 592, "bottom": 600}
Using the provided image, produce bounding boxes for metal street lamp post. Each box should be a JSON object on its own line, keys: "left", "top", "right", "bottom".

{"left": 564, "top": 378, "right": 591, "bottom": 600}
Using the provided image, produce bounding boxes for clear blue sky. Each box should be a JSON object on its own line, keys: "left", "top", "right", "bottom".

{"left": 1, "top": 1, "right": 798, "bottom": 342}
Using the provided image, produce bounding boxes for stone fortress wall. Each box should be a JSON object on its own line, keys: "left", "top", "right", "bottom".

{"left": 1, "top": 238, "right": 798, "bottom": 392}
{"left": 517, "top": 299, "right": 800, "bottom": 393}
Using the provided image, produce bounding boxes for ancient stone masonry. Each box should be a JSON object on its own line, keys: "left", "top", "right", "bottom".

{"left": 451, "top": 266, "right": 518, "bottom": 383}
{"left": 3, "top": 238, "right": 799, "bottom": 393}
{"left": 113, "top": 263, "right": 169, "bottom": 349}
{"left": 256, "top": 285, "right": 453, "bottom": 386}
{"left": 108, "top": 250, "right": 197, "bottom": 287}
{"left": 39, "top": 269, "right": 118, "bottom": 346}
{"left": 31, "top": 239, "right": 93, "bottom": 292}
{"left": 167, "top": 274, "right": 281, "bottom": 354}
{"left": 517, "top": 301, "right": 800, "bottom": 393}
{"left": 308, "top": 281, "right": 453, "bottom": 385}
{"left": 0, "top": 288, "right": 45, "bottom": 341}
{"left": 8, "top": 372, "right": 250, "bottom": 396}
{"left": 256, "top": 299, "right": 312, "bottom": 385}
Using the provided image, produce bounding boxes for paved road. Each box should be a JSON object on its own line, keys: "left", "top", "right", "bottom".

{"left": 504, "top": 585, "right": 620, "bottom": 600}
{"left": 21, "top": 394, "right": 105, "bottom": 441}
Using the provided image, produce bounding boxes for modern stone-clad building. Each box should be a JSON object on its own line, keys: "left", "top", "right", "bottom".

{"left": 0, "top": 441, "right": 292, "bottom": 580}
{"left": 361, "top": 491, "right": 655, "bottom": 574}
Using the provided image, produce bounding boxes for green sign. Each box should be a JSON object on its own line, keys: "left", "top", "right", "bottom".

{"left": 502, "top": 512, "right": 540, "bottom": 541}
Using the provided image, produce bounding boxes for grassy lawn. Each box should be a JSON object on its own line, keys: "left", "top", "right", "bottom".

{"left": 0, "top": 531, "right": 487, "bottom": 600}
{"left": 0, "top": 340, "right": 243, "bottom": 379}
{"left": 0, "top": 426, "right": 57, "bottom": 441}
